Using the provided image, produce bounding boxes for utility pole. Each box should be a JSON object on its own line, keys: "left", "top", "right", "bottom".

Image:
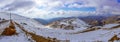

{"left": 10, "top": 12, "right": 12, "bottom": 21}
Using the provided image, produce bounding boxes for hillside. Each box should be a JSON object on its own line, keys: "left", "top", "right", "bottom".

{"left": 35, "top": 14, "right": 120, "bottom": 26}
{"left": 79, "top": 15, "right": 120, "bottom": 26}
{"left": 0, "top": 12, "right": 120, "bottom": 42}
{"left": 0, "top": 12, "right": 57, "bottom": 42}
{"left": 45, "top": 16, "right": 120, "bottom": 42}
{"left": 45, "top": 18, "right": 89, "bottom": 30}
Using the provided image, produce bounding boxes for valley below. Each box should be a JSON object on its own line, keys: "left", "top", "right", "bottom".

{"left": 0, "top": 12, "right": 120, "bottom": 42}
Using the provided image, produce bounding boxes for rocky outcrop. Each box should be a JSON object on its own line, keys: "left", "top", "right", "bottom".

{"left": 46, "top": 18, "right": 88, "bottom": 30}
{"left": 109, "top": 35, "right": 120, "bottom": 42}
{"left": 80, "top": 15, "right": 120, "bottom": 26}
{"left": 1, "top": 21, "right": 16, "bottom": 36}
{"left": 102, "top": 15, "right": 120, "bottom": 24}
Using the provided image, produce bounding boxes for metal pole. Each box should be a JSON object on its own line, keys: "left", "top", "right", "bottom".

{"left": 10, "top": 12, "right": 11, "bottom": 21}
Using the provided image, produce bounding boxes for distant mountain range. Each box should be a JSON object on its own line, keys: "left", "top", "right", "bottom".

{"left": 46, "top": 18, "right": 89, "bottom": 30}
{"left": 34, "top": 14, "right": 120, "bottom": 26}
{"left": 80, "top": 15, "right": 120, "bottom": 26}
{"left": 1, "top": 12, "right": 120, "bottom": 42}
{"left": 34, "top": 17, "right": 65, "bottom": 25}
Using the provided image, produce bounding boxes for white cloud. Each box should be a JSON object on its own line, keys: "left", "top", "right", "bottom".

{"left": 0, "top": 0, "right": 35, "bottom": 12}
{"left": 25, "top": 8, "right": 97, "bottom": 19}
{"left": 0, "top": 0, "right": 120, "bottom": 19}
{"left": 0, "top": 0, "right": 14, "bottom": 8}
{"left": 68, "top": 3, "right": 96, "bottom": 8}
{"left": 24, "top": 0, "right": 120, "bottom": 19}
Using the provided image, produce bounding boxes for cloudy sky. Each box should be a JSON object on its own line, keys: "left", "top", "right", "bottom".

{"left": 0, "top": 0, "right": 120, "bottom": 19}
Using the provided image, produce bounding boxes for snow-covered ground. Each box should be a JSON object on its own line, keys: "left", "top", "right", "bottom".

{"left": 0, "top": 21, "right": 10, "bottom": 34}
{"left": 46, "top": 18, "right": 90, "bottom": 30}
{"left": 0, "top": 12, "right": 120, "bottom": 42}
{"left": 59, "top": 18, "right": 89, "bottom": 27}
{"left": 102, "top": 24, "right": 120, "bottom": 28}
{"left": 0, "top": 23, "right": 34, "bottom": 42}
{"left": 23, "top": 24, "right": 120, "bottom": 42}
{"left": 0, "top": 12, "right": 43, "bottom": 28}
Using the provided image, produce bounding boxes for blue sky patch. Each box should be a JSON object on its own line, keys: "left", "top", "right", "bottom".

{"left": 117, "top": 0, "right": 120, "bottom": 3}
{"left": 59, "top": 7, "right": 96, "bottom": 11}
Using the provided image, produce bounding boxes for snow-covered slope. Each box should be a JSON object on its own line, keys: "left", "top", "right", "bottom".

{"left": 0, "top": 24, "right": 34, "bottom": 42}
{"left": 0, "top": 12, "right": 43, "bottom": 28}
{"left": 24, "top": 23, "right": 120, "bottom": 42}
{"left": 0, "top": 12, "right": 120, "bottom": 42}
{"left": 102, "top": 24, "right": 120, "bottom": 28}
{"left": 0, "top": 12, "right": 49, "bottom": 42}
{"left": 46, "top": 18, "right": 89, "bottom": 30}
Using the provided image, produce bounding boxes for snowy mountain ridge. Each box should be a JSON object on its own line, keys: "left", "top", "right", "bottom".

{"left": 0, "top": 12, "right": 120, "bottom": 42}
{"left": 0, "top": 12, "right": 55, "bottom": 42}
{"left": 46, "top": 18, "right": 89, "bottom": 30}
{"left": 0, "top": 12, "right": 43, "bottom": 28}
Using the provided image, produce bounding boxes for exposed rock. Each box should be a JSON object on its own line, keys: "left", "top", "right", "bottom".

{"left": 80, "top": 15, "right": 120, "bottom": 26}
{"left": 46, "top": 18, "right": 88, "bottom": 30}
{"left": 1, "top": 21, "right": 16, "bottom": 36}
{"left": 64, "top": 25, "right": 74, "bottom": 30}
{"left": 103, "top": 15, "right": 120, "bottom": 24}
{"left": 1, "top": 27, "right": 16, "bottom": 36}
{"left": 109, "top": 35, "right": 120, "bottom": 42}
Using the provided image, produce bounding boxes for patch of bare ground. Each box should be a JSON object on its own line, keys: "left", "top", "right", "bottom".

{"left": 14, "top": 21, "right": 59, "bottom": 42}
{"left": 108, "top": 34, "right": 120, "bottom": 42}
{"left": 69, "top": 27, "right": 101, "bottom": 34}
{"left": 112, "top": 25, "right": 120, "bottom": 29}
{"left": 0, "top": 20, "right": 9, "bottom": 24}
{"left": 71, "top": 24, "right": 120, "bottom": 34}
{"left": 1, "top": 21, "right": 16, "bottom": 36}
{"left": 102, "top": 25, "right": 120, "bottom": 30}
{"left": 0, "top": 20, "right": 60, "bottom": 42}
{"left": 80, "top": 27, "right": 101, "bottom": 33}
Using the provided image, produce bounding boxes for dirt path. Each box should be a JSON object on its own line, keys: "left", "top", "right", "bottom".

{"left": 14, "top": 22, "right": 56, "bottom": 42}
{"left": 0, "top": 20, "right": 9, "bottom": 24}
{"left": 111, "top": 25, "right": 120, "bottom": 29}
{"left": 69, "top": 24, "right": 120, "bottom": 34}
{"left": 69, "top": 27, "right": 101, "bottom": 34}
